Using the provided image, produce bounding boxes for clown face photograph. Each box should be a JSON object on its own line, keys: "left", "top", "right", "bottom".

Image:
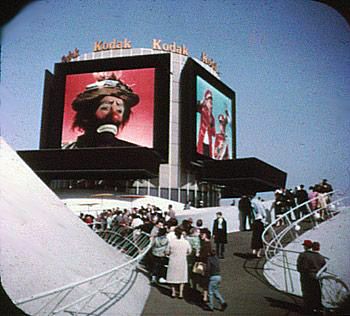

{"left": 61, "top": 69, "right": 155, "bottom": 149}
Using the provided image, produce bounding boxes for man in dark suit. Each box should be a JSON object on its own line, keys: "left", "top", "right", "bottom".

{"left": 297, "top": 240, "right": 326, "bottom": 314}
{"left": 238, "top": 195, "right": 252, "bottom": 231}
{"left": 212, "top": 212, "right": 227, "bottom": 259}
{"left": 295, "top": 184, "right": 309, "bottom": 219}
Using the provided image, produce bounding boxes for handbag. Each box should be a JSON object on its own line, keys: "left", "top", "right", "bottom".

{"left": 192, "top": 262, "right": 206, "bottom": 276}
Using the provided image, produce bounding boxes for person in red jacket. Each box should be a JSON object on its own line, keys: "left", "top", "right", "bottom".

{"left": 197, "top": 89, "right": 216, "bottom": 157}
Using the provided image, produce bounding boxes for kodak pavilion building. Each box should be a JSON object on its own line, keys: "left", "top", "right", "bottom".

{"left": 18, "top": 38, "right": 286, "bottom": 207}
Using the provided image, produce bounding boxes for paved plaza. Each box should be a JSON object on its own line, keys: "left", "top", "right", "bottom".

{"left": 142, "top": 231, "right": 304, "bottom": 316}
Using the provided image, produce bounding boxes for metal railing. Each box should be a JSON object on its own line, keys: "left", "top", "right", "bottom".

{"left": 14, "top": 225, "right": 152, "bottom": 315}
{"left": 262, "top": 191, "right": 350, "bottom": 309}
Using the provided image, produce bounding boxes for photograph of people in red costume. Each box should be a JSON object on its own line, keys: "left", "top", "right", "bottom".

{"left": 214, "top": 111, "right": 230, "bottom": 160}
{"left": 61, "top": 68, "right": 155, "bottom": 149}
{"left": 196, "top": 76, "right": 232, "bottom": 160}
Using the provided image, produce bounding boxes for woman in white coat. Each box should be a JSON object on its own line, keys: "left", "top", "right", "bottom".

{"left": 166, "top": 226, "right": 192, "bottom": 298}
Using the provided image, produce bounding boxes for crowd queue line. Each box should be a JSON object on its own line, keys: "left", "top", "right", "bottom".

{"left": 77, "top": 178, "right": 333, "bottom": 313}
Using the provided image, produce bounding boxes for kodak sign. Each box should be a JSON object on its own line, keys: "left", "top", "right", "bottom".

{"left": 201, "top": 52, "right": 218, "bottom": 72}
{"left": 152, "top": 39, "right": 189, "bottom": 56}
{"left": 93, "top": 38, "right": 132, "bottom": 52}
{"left": 86, "top": 37, "right": 218, "bottom": 73}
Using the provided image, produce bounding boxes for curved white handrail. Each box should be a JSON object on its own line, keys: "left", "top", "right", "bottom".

{"left": 14, "top": 225, "right": 152, "bottom": 315}
{"left": 262, "top": 190, "right": 350, "bottom": 309}
{"left": 263, "top": 191, "right": 346, "bottom": 259}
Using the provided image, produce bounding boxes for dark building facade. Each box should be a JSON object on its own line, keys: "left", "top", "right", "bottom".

{"left": 19, "top": 48, "right": 286, "bottom": 207}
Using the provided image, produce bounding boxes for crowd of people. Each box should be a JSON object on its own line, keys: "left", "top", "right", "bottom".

{"left": 271, "top": 179, "right": 333, "bottom": 225}
{"left": 147, "top": 212, "right": 228, "bottom": 311}
{"left": 238, "top": 179, "right": 334, "bottom": 230}
{"left": 76, "top": 178, "right": 333, "bottom": 313}
{"left": 79, "top": 204, "right": 228, "bottom": 311}
{"left": 79, "top": 203, "right": 176, "bottom": 233}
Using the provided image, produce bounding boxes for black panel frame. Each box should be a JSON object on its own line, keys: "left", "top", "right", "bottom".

{"left": 201, "top": 158, "right": 287, "bottom": 196}
{"left": 40, "top": 53, "right": 170, "bottom": 162}
{"left": 18, "top": 147, "right": 162, "bottom": 181}
{"left": 180, "top": 58, "right": 236, "bottom": 168}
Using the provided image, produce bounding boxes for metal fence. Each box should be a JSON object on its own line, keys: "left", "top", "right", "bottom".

{"left": 262, "top": 191, "right": 350, "bottom": 309}
{"left": 14, "top": 226, "right": 152, "bottom": 315}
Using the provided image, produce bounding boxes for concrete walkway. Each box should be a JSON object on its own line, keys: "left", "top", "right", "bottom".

{"left": 142, "top": 231, "right": 304, "bottom": 316}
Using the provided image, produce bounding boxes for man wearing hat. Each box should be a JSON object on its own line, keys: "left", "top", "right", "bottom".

{"left": 320, "top": 179, "right": 334, "bottom": 206}
{"left": 197, "top": 89, "right": 216, "bottom": 158}
{"left": 64, "top": 72, "right": 139, "bottom": 148}
{"left": 297, "top": 240, "right": 326, "bottom": 314}
{"left": 320, "top": 179, "right": 333, "bottom": 194}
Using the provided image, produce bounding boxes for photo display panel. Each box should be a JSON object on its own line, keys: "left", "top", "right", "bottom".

{"left": 61, "top": 68, "right": 155, "bottom": 148}
{"left": 196, "top": 76, "right": 233, "bottom": 160}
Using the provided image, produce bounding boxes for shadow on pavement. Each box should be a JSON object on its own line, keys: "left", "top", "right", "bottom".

{"left": 265, "top": 296, "right": 303, "bottom": 313}
{"left": 233, "top": 252, "right": 258, "bottom": 259}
